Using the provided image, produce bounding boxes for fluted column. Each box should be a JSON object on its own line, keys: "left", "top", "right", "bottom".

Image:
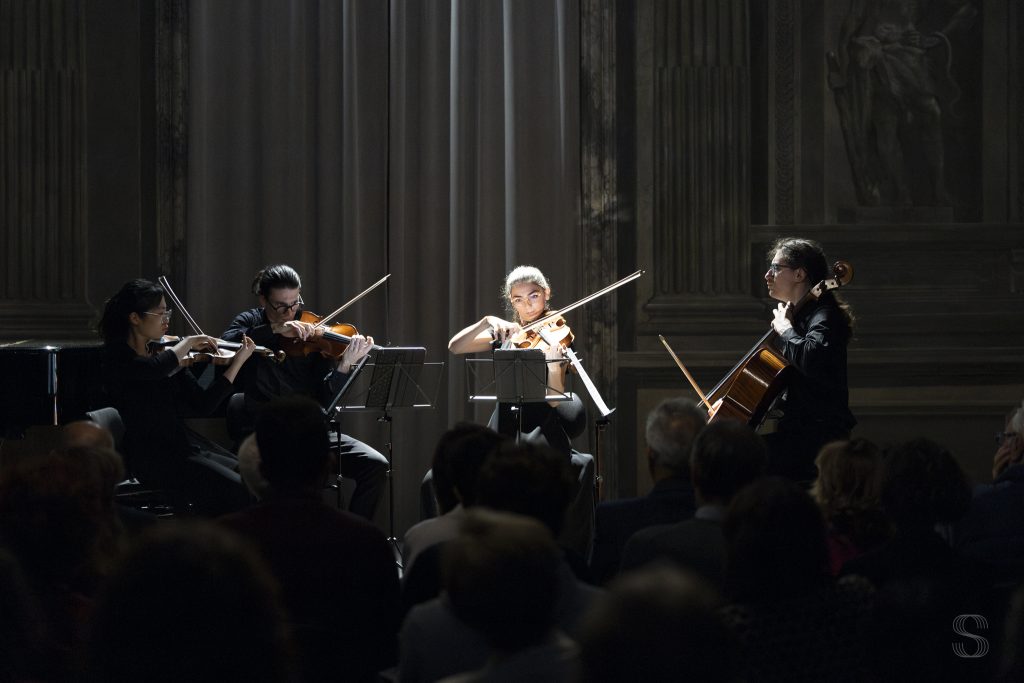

{"left": 639, "top": 0, "right": 756, "bottom": 326}
{"left": 1, "top": 0, "right": 91, "bottom": 338}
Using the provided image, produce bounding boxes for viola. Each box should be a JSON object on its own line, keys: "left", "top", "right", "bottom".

{"left": 504, "top": 316, "right": 575, "bottom": 350}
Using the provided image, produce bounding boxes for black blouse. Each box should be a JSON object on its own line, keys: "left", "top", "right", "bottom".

{"left": 773, "top": 297, "right": 856, "bottom": 433}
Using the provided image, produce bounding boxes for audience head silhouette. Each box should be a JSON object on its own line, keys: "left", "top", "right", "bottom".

{"left": 578, "top": 565, "right": 740, "bottom": 683}
{"left": 812, "top": 437, "right": 883, "bottom": 517}
{"left": 724, "top": 477, "right": 829, "bottom": 602}
{"left": 432, "top": 423, "right": 506, "bottom": 512}
{"left": 881, "top": 437, "right": 971, "bottom": 530}
{"left": 645, "top": 397, "right": 708, "bottom": 478}
{"left": 88, "top": 521, "right": 290, "bottom": 683}
{"left": 443, "top": 508, "right": 561, "bottom": 653}
{"left": 255, "top": 396, "right": 330, "bottom": 494}
{"left": 475, "top": 441, "right": 574, "bottom": 536}
{"left": 689, "top": 419, "right": 767, "bottom": 504}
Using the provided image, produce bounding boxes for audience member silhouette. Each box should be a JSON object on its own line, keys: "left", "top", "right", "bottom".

{"left": 0, "top": 547, "right": 47, "bottom": 683}
{"left": 62, "top": 419, "right": 158, "bottom": 533}
{"left": 720, "top": 477, "right": 875, "bottom": 682}
{"left": 401, "top": 424, "right": 507, "bottom": 613}
{"left": 219, "top": 396, "right": 400, "bottom": 683}
{"left": 810, "top": 438, "right": 891, "bottom": 574}
{"left": 440, "top": 509, "right": 577, "bottom": 682}
{"left": 998, "top": 582, "right": 1024, "bottom": 683}
{"left": 577, "top": 565, "right": 740, "bottom": 683}
{"left": 398, "top": 441, "right": 601, "bottom": 683}
{"left": 403, "top": 423, "right": 506, "bottom": 573}
{"left": 87, "top": 521, "right": 291, "bottom": 683}
{"left": 842, "top": 438, "right": 988, "bottom": 682}
{"left": 0, "top": 445, "right": 126, "bottom": 678}
{"left": 590, "top": 397, "right": 706, "bottom": 584}
{"left": 955, "top": 400, "right": 1024, "bottom": 580}
{"left": 620, "top": 419, "right": 767, "bottom": 587}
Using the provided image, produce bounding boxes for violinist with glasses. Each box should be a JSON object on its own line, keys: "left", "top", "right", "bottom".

{"left": 221, "top": 264, "right": 387, "bottom": 521}
{"left": 98, "top": 279, "right": 256, "bottom": 515}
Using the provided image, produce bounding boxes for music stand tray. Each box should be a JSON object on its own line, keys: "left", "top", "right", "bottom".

{"left": 326, "top": 347, "right": 442, "bottom": 416}
{"left": 466, "top": 349, "right": 572, "bottom": 404}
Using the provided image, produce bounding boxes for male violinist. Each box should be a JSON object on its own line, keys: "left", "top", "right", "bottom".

{"left": 221, "top": 264, "right": 387, "bottom": 521}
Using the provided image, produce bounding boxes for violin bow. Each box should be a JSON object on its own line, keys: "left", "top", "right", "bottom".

{"left": 312, "top": 274, "right": 391, "bottom": 330}
{"left": 157, "top": 275, "right": 206, "bottom": 336}
{"left": 520, "top": 269, "right": 644, "bottom": 333}
{"left": 658, "top": 334, "right": 714, "bottom": 413}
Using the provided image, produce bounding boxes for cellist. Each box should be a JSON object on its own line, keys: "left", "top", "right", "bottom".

{"left": 762, "top": 237, "right": 856, "bottom": 482}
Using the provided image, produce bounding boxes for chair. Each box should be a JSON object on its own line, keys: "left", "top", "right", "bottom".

{"left": 86, "top": 407, "right": 180, "bottom": 517}
{"left": 85, "top": 407, "right": 125, "bottom": 451}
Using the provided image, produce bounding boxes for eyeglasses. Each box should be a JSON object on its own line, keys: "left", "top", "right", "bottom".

{"left": 143, "top": 309, "right": 174, "bottom": 322}
{"left": 996, "top": 431, "right": 1019, "bottom": 445}
{"left": 768, "top": 263, "right": 794, "bottom": 275}
{"left": 510, "top": 292, "right": 545, "bottom": 307}
{"left": 267, "top": 296, "right": 303, "bottom": 313}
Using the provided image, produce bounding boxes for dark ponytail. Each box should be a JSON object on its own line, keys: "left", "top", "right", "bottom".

{"left": 251, "top": 265, "right": 301, "bottom": 297}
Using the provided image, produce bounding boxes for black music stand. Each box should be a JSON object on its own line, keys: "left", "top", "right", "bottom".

{"left": 325, "top": 347, "right": 442, "bottom": 568}
{"left": 467, "top": 349, "right": 572, "bottom": 442}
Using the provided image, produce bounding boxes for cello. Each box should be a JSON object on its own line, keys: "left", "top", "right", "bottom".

{"left": 692, "top": 260, "right": 853, "bottom": 426}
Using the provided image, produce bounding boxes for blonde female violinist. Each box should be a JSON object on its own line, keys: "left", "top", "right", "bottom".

{"left": 448, "top": 265, "right": 588, "bottom": 453}
{"left": 448, "top": 265, "right": 595, "bottom": 556}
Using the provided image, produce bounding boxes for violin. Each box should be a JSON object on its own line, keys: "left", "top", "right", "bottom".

{"left": 154, "top": 276, "right": 286, "bottom": 363}
{"left": 154, "top": 336, "right": 284, "bottom": 364}
{"left": 504, "top": 316, "right": 575, "bottom": 350}
{"left": 274, "top": 275, "right": 390, "bottom": 360}
{"left": 279, "top": 312, "right": 373, "bottom": 360}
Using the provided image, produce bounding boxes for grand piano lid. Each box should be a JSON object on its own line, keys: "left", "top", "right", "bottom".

{"left": 0, "top": 339, "right": 103, "bottom": 351}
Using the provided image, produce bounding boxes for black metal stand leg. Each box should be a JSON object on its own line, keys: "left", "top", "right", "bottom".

{"left": 594, "top": 416, "right": 609, "bottom": 501}
{"left": 329, "top": 419, "right": 345, "bottom": 510}
{"left": 378, "top": 410, "right": 403, "bottom": 572}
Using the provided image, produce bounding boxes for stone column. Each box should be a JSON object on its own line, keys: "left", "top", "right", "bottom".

{"left": 1, "top": 0, "right": 92, "bottom": 338}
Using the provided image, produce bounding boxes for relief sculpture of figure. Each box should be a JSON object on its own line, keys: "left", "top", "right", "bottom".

{"left": 827, "top": 0, "right": 977, "bottom": 207}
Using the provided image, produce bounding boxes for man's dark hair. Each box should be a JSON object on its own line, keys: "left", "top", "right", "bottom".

{"left": 880, "top": 438, "right": 971, "bottom": 529}
{"left": 252, "top": 264, "right": 302, "bottom": 297}
{"left": 430, "top": 424, "right": 505, "bottom": 514}
{"left": 475, "top": 442, "right": 574, "bottom": 536}
{"left": 443, "top": 509, "right": 560, "bottom": 652}
{"left": 690, "top": 420, "right": 767, "bottom": 502}
{"left": 255, "top": 396, "right": 329, "bottom": 490}
{"left": 724, "top": 477, "right": 829, "bottom": 602}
